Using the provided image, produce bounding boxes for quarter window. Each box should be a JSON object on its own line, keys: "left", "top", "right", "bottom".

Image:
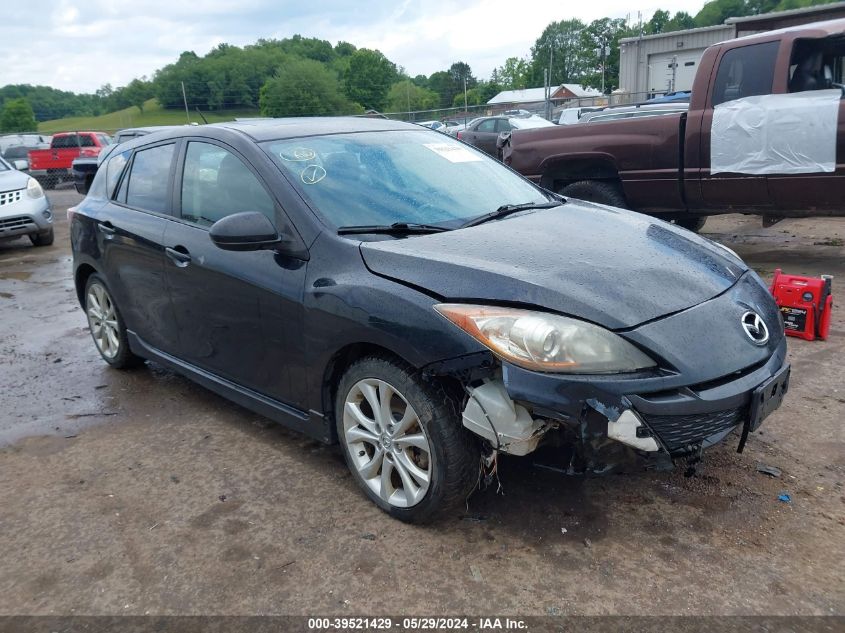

{"left": 180, "top": 141, "right": 276, "bottom": 228}
{"left": 106, "top": 150, "right": 131, "bottom": 199}
{"left": 124, "top": 144, "right": 175, "bottom": 213}
{"left": 712, "top": 41, "right": 779, "bottom": 106}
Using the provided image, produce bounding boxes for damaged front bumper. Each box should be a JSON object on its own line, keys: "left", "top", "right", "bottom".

{"left": 429, "top": 336, "right": 788, "bottom": 472}
{"left": 494, "top": 336, "right": 788, "bottom": 469}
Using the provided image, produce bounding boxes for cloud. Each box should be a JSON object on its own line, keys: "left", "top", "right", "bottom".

{"left": 3, "top": 0, "right": 707, "bottom": 93}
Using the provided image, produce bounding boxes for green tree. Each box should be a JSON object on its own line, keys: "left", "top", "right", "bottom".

{"left": 343, "top": 49, "right": 397, "bottom": 111}
{"left": 386, "top": 80, "right": 438, "bottom": 114}
{"left": 496, "top": 57, "right": 532, "bottom": 90}
{"left": 259, "top": 58, "right": 360, "bottom": 117}
{"left": 580, "top": 18, "right": 630, "bottom": 92}
{"left": 122, "top": 79, "right": 153, "bottom": 113}
{"left": 666, "top": 11, "right": 697, "bottom": 31}
{"left": 646, "top": 9, "right": 671, "bottom": 34}
{"left": 530, "top": 19, "right": 590, "bottom": 86}
{"left": 0, "top": 98, "right": 37, "bottom": 132}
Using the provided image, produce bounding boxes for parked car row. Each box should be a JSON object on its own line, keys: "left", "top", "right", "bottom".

{"left": 0, "top": 155, "right": 53, "bottom": 246}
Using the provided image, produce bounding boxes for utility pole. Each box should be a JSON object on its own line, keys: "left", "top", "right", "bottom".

{"left": 181, "top": 81, "right": 190, "bottom": 124}
{"left": 463, "top": 75, "right": 468, "bottom": 126}
{"left": 406, "top": 81, "right": 411, "bottom": 121}
{"left": 601, "top": 35, "right": 607, "bottom": 94}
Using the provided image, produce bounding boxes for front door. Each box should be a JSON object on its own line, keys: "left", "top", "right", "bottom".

{"left": 163, "top": 139, "right": 306, "bottom": 405}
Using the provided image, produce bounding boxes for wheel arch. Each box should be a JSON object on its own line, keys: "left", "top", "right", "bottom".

{"left": 74, "top": 262, "right": 100, "bottom": 306}
{"left": 321, "top": 342, "right": 415, "bottom": 442}
{"left": 540, "top": 154, "right": 621, "bottom": 191}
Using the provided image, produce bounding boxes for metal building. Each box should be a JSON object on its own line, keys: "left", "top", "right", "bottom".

{"left": 618, "top": 1, "right": 845, "bottom": 99}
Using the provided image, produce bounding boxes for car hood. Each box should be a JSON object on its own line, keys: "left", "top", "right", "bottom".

{"left": 0, "top": 169, "right": 30, "bottom": 191}
{"left": 359, "top": 202, "right": 747, "bottom": 330}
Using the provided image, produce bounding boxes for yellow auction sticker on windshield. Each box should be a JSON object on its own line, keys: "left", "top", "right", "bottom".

{"left": 423, "top": 143, "right": 483, "bottom": 163}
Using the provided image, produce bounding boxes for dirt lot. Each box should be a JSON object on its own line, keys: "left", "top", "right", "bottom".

{"left": 0, "top": 189, "right": 843, "bottom": 617}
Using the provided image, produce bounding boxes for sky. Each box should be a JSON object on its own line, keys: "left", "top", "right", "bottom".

{"left": 3, "top": 0, "right": 708, "bottom": 93}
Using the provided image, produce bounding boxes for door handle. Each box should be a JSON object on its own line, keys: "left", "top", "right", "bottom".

{"left": 98, "top": 222, "right": 116, "bottom": 237}
{"left": 165, "top": 246, "right": 192, "bottom": 267}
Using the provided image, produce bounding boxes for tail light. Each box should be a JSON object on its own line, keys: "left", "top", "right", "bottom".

{"left": 457, "top": 131, "right": 463, "bottom": 140}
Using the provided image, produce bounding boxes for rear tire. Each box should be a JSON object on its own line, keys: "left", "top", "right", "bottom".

{"left": 84, "top": 274, "right": 143, "bottom": 369}
{"left": 673, "top": 216, "right": 707, "bottom": 233}
{"left": 29, "top": 228, "right": 54, "bottom": 247}
{"left": 560, "top": 180, "right": 627, "bottom": 208}
{"left": 335, "top": 356, "right": 478, "bottom": 523}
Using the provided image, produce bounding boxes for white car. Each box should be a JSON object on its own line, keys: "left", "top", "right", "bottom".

{"left": 0, "top": 156, "right": 53, "bottom": 246}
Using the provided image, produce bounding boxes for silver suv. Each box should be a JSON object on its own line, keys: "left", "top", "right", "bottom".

{"left": 0, "top": 156, "right": 53, "bottom": 247}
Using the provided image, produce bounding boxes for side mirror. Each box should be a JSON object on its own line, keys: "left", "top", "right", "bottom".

{"left": 209, "top": 211, "right": 282, "bottom": 252}
{"left": 13, "top": 159, "right": 29, "bottom": 171}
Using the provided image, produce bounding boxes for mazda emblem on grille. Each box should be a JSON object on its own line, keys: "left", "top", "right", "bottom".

{"left": 741, "top": 311, "right": 769, "bottom": 345}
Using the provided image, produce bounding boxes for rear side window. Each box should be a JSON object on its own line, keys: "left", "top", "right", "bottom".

{"left": 712, "top": 41, "right": 779, "bottom": 106}
{"left": 79, "top": 135, "right": 96, "bottom": 148}
{"left": 124, "top": 144, "right": 175, "bottom": 213}
{"left": 180, "top": 141, "right": 276, "bottom": 227}
{"left": 52, "top": 135, "right": 77, "bottom": 149}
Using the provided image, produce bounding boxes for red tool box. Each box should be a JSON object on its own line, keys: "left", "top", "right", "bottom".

{"left": 769, "top": 269, "right": 833, "bottom": 341}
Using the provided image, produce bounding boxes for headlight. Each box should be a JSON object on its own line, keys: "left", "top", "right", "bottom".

{"left": 26, "top": 177, "right": 44, "bottom": 199}
{"left": 434, "top": 304, "right": 656, "bottom": 374}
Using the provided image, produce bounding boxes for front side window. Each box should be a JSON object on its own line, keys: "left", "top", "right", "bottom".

{"left": 263, "top": 130, "right": 547, "bottom": 230}
{"left": 180, "top": 141, "right": 276, "bottom": 228}
{"left": 124, "top": 144, "right": 175, "bottom": 213}
{"left": 712, "top": 41, "right": 779, "bottom": 106}
{"left": 477, "top": 119, "right": 497, "bottom": 133}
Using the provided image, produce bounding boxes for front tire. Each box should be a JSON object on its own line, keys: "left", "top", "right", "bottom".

{"left": 559, "top": 180, "right": 628, "bottom": 208}
{"left": 84, "top": 274, "right": 143, "bottom": 369}
{"left": 29, "top": 228, "right": 54, "bottom": 247}
{"left": 335, "top": 357, "right": 478, "bottom": 523}
{"left": 673, "top": 216, "right": 707, "bottom": 233}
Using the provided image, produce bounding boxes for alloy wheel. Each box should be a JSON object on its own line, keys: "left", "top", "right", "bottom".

{"left": 342, "top": 378, "right": 432, "bottom": 508}
{"left": 86, "top": 283, "right": 120, "bottom": 359}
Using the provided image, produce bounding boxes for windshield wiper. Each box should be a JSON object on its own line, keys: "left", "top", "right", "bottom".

{"left": 337, "top": 222, "right": 451, "bottom": 236}
{"left": 459, "top": 200, "right": 562, "bottom": 229}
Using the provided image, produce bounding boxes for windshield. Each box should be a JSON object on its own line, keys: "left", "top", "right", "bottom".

{"left": 511, "top": 117, "right": 555, "bottom": 130}
{"left": 263, "top": 130, "right": 547, "bottom": 229}
{"left": 0, "top": 158, "right": 9, "bottom": 172}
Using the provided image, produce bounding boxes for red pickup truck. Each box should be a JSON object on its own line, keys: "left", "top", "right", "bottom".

{"left": 504, "top": 19, "right": 845, "bottom": 231}
{"left": 28, "top": 131, "right": 112, "bottom": 188}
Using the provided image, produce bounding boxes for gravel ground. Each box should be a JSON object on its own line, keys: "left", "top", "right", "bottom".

{"left": 0, "top": 189, "right": 842, "bottom": 617}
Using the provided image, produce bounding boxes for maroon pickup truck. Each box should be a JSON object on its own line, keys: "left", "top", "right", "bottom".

{"left": 28, "top": 131, "right": 112, "bottom": 189}
{"left": 504, "top": 19, "right": 845, "bottom": 231}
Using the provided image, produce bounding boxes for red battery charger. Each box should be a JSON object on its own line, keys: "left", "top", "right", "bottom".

{"left": 769, "top": 269, "right": 833, "bottom": 341}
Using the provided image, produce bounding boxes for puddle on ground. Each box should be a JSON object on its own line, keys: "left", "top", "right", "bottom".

{"left": 0, "top": 271, "right": 33, "bottom": 281}
{"left": 0, "top": 292, "right": 13, "bottom": 299}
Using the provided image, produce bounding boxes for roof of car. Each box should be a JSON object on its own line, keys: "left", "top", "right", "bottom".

{"left": 211, "top": 117, "right": 420, "bottom": 142}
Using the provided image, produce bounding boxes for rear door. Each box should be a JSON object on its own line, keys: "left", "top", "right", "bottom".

{"left": 162, "top": 138, "right": 306, "bottom": 404}
{"left": 768, "top": 36, "right": 845, "bottom": 211}
{"left": 97, "top": 141, "right": 181, "bottom": 354}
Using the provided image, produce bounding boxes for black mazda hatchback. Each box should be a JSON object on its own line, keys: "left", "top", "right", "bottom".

{"left": 70, "top": 118, "right": 789, "bottom": 522}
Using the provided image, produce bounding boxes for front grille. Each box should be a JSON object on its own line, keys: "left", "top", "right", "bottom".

{"left": 0, "top": 189, "right": 23, "bottom": 207}
{"left": 642, "top": 407, "right": 745, "bottom": 452}
{"left": 0, "top": 215, "right": 36, "bottom": 233}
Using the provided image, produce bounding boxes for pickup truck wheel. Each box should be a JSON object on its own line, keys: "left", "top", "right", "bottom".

{"left": 560, "top": 180, "right": 627, "bottom": 209}
{"left": 673, "top": 217, "right": 707, "bottom": 233}
{"left": 336, "top": 357, "right": 479, "bottom": 523}
{"left": 29, "top": 228, "right": 54, "bottom": 247}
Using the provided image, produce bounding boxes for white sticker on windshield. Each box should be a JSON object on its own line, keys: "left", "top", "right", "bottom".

{"left": 423, "top": 143, "right": 483, "bottom": 163}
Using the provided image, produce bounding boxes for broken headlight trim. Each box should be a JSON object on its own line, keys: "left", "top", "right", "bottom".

{"left": 434, "top": 304, "right": 656, "bottom": 374}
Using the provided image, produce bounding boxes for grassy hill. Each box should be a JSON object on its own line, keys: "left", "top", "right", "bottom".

{"left": 38, "top": 99, "right": 260, "bottom": 134}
